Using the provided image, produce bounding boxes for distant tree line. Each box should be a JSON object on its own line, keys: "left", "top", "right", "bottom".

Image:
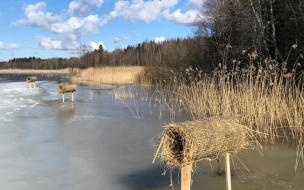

{"left": 0, "top": 37, "right": 215, "bottom": 73}
{"left": 0, "top": 56, "right": 80, "bottom": 70}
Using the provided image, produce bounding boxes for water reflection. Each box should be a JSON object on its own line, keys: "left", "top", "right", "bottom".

{"left": 0, "top": 73, "right": 70, "bottom": 83}
{"left": 57, "top": 103, "right": 75, "bottom": 121}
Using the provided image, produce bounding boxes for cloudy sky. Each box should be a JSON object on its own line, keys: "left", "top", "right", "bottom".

{"left": 0, "top": 0, "right": 204, "bottom": 61}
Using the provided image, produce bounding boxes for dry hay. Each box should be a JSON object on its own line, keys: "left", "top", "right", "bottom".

{"left": 57, "top": 84, "right": 77, "bottom": 94}
{"left": 155, "top": 118, "right": 254, "bottom": 167}
{"left": 26, "top": 76, "right": 37, "bottom": 83}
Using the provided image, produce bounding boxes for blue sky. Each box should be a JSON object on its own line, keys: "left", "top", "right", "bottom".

{"left": 0, "top": 0, "right": 204, "bottom": 61}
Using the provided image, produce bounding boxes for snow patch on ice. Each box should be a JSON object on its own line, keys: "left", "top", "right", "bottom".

{"left": 0, "top": 82, "right": 42, "bottom": 121}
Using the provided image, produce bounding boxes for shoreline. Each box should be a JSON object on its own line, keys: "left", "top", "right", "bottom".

{"left": 0, "top": 68, "right": 70, "bottom": 74}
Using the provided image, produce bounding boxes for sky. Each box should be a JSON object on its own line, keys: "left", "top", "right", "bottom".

{"left": 0, "top": 0, "right": 205, "bottom": 61}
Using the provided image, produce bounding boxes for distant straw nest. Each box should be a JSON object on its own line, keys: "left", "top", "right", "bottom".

{"left": 26, "top": 76, "right": 37, "bottom": 83}
{"left": 155, "top": 118, "right": 254, "bottom": 167}
{"left": 57, "top": 84, "right": 77, "bottom": 94}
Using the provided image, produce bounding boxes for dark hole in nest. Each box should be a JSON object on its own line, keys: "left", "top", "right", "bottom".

{"left": 169, "top": 131, "right": 185, "bottom": 163}
{"left": 27, "top": 78, "right": 30, "bottom": 80}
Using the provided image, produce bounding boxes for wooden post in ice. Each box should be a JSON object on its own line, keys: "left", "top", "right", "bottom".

{"left": 33, "top": 82, "right": 36, "bottom": 88}
{"left": 225, "top": 153, "right": 232, "bottom": 190}
{"left": 72, "top": 92, "right": 74, "bottom": 102}
{"left": 181, "top": 163, "right": 192, "bottom": 190}
{"left": 62, "top": 94, "right": 65, "bottom": 103}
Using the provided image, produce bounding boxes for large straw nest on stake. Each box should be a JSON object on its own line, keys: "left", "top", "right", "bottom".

{"left": 154, "top": 118, "right": 255, "bottom": 167}
{"left": 57, "top": 84, "right": 77, "bottom": 94}
{"left": 26, "top": 76, "right": 37, "bottom": 83}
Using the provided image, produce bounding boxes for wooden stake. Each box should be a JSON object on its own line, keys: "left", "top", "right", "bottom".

{"left": 62, "top": 93, "right": 65, "bottom": 103}
{"left": 33, "top": 82, "right": 36, "bottom": 88}
{"left": 225, "top": 153, "right": 232, "bottom": 190}
{"left": 72, "top": 92, "right": 74, "bottom": 102}
{"left": 181, "top": 163, "right": 192, "bottom": 190}
{"left": 29, "top": 83, "right": 31, "bottom": 89}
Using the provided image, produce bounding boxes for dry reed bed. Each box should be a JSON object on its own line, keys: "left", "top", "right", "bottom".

{"left": 153, "top": 57, "right": 304, "bottom": 169}
{"left": 71, "top": 66, "right": 144, "bottom": 84}
{"left": 157, "top": 67, "right": 304, "bottom": 141}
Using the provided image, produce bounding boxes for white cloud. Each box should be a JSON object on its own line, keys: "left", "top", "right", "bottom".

{"left": 187, "top": 0, "right": 205, "bottom": 8}
{"left": 89, "top": 41, "right": 105, "bottom": 51}
{"left": 153, "top": 36, "right": 165, "bottom": 43}
{"left": 38, "top": 37, "right": 62, "bottom": 50}
{"left": 13, "top": 2, "right": 103, "bottom": 51}
{"left": 13, "top": 2, "right": 62, "bottom": 28}
{"left": 0, "top": 41, "right": 21, "bottom": 50}
{"left": 162, "top": 9, "right": 200, "bottom": 25}
{"left": 48, "top": 15, "right": 101, "bottom": 34}
{"left": 110, "top": 0, "right": 178, "bottom": 23}
{"left": 14, "top": 3, "right": 101, "bottom": 35}
{"left": 68, "top": 0, "right": 104, "bottom": 16}
{"left": 113, "top": 37, "right": 122, "bottom": 43}
{"left": 37, "top": 36, "right": 79, "bottom": 50}
{"left": 101, "top": 0, "right": 201, "bottom": 25}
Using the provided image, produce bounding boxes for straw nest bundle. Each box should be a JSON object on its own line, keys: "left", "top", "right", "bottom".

{"left": 155, "top": 118, "right": 254, "bottom": 167}
{"left": 26, "top": 76, "right": 37, "bottom": 83}
{"left": 57, "top": 84, "right": 77, "bottom": 94}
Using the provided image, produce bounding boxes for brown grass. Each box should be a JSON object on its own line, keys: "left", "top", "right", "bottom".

{"left": 71, "top": 66, "right": 144, "bottom": 84}
{"left": 0, "top": 68, "right": 70, "bottom": 74}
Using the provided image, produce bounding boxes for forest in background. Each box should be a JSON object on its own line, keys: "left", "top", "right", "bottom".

{"left": 1, "top": 0, "right": 304, "bottom": 79}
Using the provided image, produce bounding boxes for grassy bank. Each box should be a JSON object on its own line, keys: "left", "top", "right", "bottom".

{"left": 71, "top": 66, "right": 144, "bottom": 85}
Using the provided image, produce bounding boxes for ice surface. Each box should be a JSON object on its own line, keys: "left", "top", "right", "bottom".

{"left": 0, "top": 82, "right": 42, "bottom": 123}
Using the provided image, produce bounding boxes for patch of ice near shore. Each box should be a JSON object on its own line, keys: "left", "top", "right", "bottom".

{"left": 64, "top": 115, "right": 112, "bottom": 124}
{"left": 0, "top": 82, "right": 41, "bottom": 120}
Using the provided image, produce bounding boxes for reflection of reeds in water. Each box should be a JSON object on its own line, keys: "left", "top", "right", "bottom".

{"left": 112, "top": 86, "right": 141, "bottom": 119}
{"left": 112, "top": 87, "right": 136, "bottom": 100}
{"left": 71, "top": 66, "right": 144, "bottom": 84}
{"left": 58, "top": 103, "right": 75, "bottom": 119}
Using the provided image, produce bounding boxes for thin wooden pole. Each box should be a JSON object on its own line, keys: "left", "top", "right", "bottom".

{"left": 72, "top": 92, "right": 74, "bottom": 102}
{"left": 225, "top": 153, "right": 232, "bottom": 190}
{"left": 29, "top": 83, "right": 31, "bottom": 89}
{"left": 181, "top": 163, "right": 192, "bottom": 190}
{"left": 62, "top": 93, "right": 65, "bottom": 103}
{"left": 34, "top": 82, "right": 36, "bottom": 88}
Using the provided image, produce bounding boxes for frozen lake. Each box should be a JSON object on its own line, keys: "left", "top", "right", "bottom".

{"left": 0, "top": 74, "right": 303, "bottom": 190}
